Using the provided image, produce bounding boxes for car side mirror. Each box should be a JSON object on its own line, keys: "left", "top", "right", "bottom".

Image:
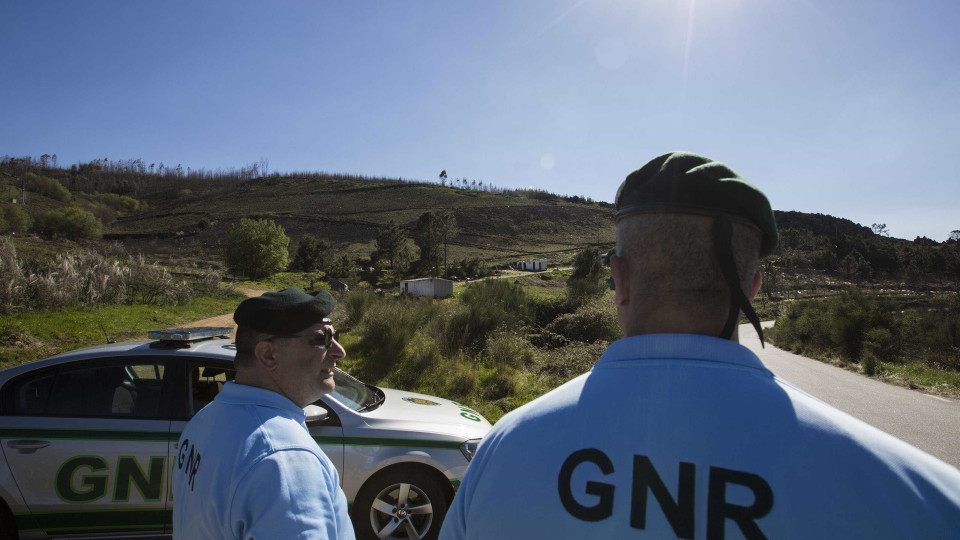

{"left": 304, "top": 404, "right": 329, "bottom": 424}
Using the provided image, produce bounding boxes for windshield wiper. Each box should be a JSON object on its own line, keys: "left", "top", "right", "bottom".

{"left": 357, "top": 388, "right": 385, "bottom": 412}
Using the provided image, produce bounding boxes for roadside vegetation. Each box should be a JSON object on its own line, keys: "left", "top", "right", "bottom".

{"left": 334, "top": 274, "right": 617, "bottom": 423}
{"left": 0, "top": 236, "right": 244, "bottom": 367}
{"left": 767, "top": 292, "right": 960, "bottom": 396}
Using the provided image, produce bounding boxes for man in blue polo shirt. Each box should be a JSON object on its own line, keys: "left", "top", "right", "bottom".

{"left": 173, "top": 288, "right": 355, "bottom": 539}
{"left": 440, "top": 152, "right": 960, "bottom": 539}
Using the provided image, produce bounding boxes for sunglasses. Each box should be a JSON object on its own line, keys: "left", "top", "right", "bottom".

{"left": 268, "top": 323, "right": 338, "bottom": 349}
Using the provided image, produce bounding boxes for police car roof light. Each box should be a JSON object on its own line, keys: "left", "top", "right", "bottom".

{"left": 148, "top": 327, "right": 233, "bottom": 342}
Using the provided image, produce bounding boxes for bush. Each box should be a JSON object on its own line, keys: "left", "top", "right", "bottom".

{"left": 40, "top": 206, "right": 102, "bottom": 240}
{"left": 545, "top": 296, "right": 620, "bottom": 344}
{"left": 125, "top": 255, "right": 193, "bottom": 305}
{"left": 27, "top": 174, "right": 71, "bottom": 202}
{"left": 28, "top": 251, "right": 127, "bottom": 309}
{"left": 481, "top": 331, "right": 537, "bottom": 369}
{"left": 444, "top": 280, "right": 533, "bottom": 353}
{"left": 353, "top": 298, "right": 440, "bottom": 381}
{"left": 0, "top": 204, "right": 32, "bottom": 233}
{"left": 0, "top": 237, "right": 25, "bottom": 312}
{"left": 224, "top": 218, "right": 290, "bottom": 279}
{"left": 88, "top": 193, "right": 140, "bottom": 214}
{"left": 342, "top": 290, "right": 380, "bottom": 328}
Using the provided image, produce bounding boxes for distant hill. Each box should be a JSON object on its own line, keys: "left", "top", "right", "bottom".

{"left": 2, "top": 156, "right": 957, "bottom": 288}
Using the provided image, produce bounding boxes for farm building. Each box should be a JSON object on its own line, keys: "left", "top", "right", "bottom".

{"left": 516, "top": 259, "right": 547, "bottom": 272}
{"left": 400, "top": 278, "right": 454, "bottom": 299}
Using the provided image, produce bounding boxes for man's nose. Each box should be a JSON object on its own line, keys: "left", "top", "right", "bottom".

{"left": 327, "top": 338, "right": 346, "bottom": 360}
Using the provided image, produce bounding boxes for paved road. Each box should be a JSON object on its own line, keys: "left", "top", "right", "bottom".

{"left": 740, "top": 322, "right": 960, "bottom": 469}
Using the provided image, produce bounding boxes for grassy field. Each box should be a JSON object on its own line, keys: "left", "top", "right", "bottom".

{"left": 0, "top": 293, "right": 246, "bottom": 369}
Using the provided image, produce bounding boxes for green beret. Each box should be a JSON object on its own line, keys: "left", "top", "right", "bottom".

{"left": 233, "top": 288, "right": 336, "bottom": 334}
{"left": 615, "top": 151, "right": 778, "bottom": 257}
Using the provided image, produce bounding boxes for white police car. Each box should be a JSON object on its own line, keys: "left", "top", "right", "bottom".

{"left": 0, "top": 328, "right": 490, "bottom": 540}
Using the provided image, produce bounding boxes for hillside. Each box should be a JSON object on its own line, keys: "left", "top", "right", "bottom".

{"left": 2, "top": 156, "right": 958, "bottom": 293}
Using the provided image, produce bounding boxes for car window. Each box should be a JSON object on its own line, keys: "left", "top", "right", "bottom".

{"left": 9, "top": 360, "right": 169, "bottom": 419}
{"left": 189, "top": 365, "right": 235, "bottom": 417}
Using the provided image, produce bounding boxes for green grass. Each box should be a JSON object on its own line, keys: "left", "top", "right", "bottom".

{"left": 0, "top": 294, "right": 245, "bottom": 369}
{"left": 234, "top": 272, "right": 330, "bottom": 292}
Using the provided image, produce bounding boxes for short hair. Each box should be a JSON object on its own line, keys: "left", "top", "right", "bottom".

{"left": 234, "top": 325, "right": 270, "bottom": 370}
{"left": 616, "top": 214, "right": 761, "bottom": 316}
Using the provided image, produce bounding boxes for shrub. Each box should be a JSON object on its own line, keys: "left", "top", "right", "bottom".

{"left": 27, "top": 174, "right": 71, "bottom": 202}
{"left": 40, "top": 207, "right": 102, "bottom": 240}
{"left": 353, "top": 298, "right": 440, "bottom": 381}
{"left": 342, "top": 290, "right": 380, "bottom": 328}
{"left": 0, "top": 237, "right": 25, "bottom": 312}
{"left": 0, "top": 204, "right": 32, "bottom": 233}
{"left": 545, "top": 296, "right": 620, "bottom": 344}
{"left": 224, "top": 218, "right": 290, "bottom": 279}
{"left": 482, "top": 331, "right": 537, "bottom": 369}
{"left": 126, "top": 255, "right": 193, "bottom": 305}
{"left": 88, "top": 193, "right": 140, "bottom": 213}
{"left": 444, "top": 280, "right": 533, "bottom": 353}
{"left": 28, "top": 251, "right": 127, "bottom": 309}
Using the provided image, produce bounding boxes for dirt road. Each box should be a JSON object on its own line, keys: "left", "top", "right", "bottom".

{"left": 175, "top": 287, "right": 265, "bottom": 337}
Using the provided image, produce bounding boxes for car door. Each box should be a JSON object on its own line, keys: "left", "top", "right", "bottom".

{"left": 169, "top": 359, "right": 345, "bottom": 486}
{"left": 0, "top": 358, "right": 174, "bottom": 537}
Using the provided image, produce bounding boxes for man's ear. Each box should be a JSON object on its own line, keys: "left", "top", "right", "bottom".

{"left": 749, "top": 269, "right": 762, "bottom": 302}
{"left": 254, "top": 340, "right": 280, "bottom": 371}
{"left": 611, "top": 254, "right": 630, "bottom": 307}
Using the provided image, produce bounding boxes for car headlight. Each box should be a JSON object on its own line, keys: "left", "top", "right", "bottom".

{"left": 460, "top": 438, "right": 482, "bottom": 462}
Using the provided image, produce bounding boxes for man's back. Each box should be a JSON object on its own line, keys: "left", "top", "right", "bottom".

{"left": 441, "top": 334, "right": 960, "bottom": 539}
{"left": 172, "top": 382, "right": 353, "bottom": 539}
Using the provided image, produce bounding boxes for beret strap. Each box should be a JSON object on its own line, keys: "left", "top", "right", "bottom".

{"left": 712, "top": 215, "right": 764, "bottom": 346}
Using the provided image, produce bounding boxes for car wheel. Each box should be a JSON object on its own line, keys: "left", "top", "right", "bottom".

{"left": 352, "top": 468, "right": 448, "bottom": 540}
{"left": 0, "top": 500, "right": 17, "bottom": 540}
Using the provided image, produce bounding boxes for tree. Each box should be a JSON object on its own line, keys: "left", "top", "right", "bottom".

{"left": 290, "top": 234, "right": 330, "bottom": 272}
{"left": 871, "top": 223, "right": 889, "bottom": 237}
{"left": 568, "top": 247, "right": 606, "bottom": 302}
{"left": 950, "top": 230, "right": 960, "bottom": 242}
{"left": 414, "top": 211, "right": 458, "bottom": 275}
{"left": 439, "top": 169, "right": 447, "bottom": 187}
{"left": 375, "top": 220, "right": 409, "bottom": 270}
{"left": 224, "top": 218, "right": 290, "bottom": 279}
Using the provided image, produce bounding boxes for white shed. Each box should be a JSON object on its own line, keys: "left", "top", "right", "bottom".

{"left": 516, "top": 259, "right": 547, "bottom": 272}
{"left": 400, "top": 278, "right": 454, "bottom": 299}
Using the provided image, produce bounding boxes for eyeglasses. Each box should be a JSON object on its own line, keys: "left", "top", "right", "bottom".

{"left": 268, "top": 325, "right": 338, "bottom": 349}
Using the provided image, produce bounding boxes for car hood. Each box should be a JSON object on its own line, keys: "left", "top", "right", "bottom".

{"left": 358, "top": 387, "right": 492, "bottom": 439}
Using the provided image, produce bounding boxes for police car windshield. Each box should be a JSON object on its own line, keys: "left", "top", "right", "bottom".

{"left": 329, "top": 369, "right": 380, "bottom": 411}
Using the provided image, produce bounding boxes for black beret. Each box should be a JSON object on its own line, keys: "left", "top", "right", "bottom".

{"left": 233, "top": 287, "right": 336, "bottom": 334}
{"left": 615, "top": 151, "right": 778, "bottom": 257}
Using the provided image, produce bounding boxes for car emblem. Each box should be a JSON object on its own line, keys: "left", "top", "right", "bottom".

{"left": 402, "top": 397, "right": 440, "bottom": 406}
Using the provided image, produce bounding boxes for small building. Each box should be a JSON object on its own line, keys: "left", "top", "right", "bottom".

{"left": 400, "top": 278, "right": 454, "bottom": 299}
{"left": 516, "top": 259, "right": 547, "bottom": 272}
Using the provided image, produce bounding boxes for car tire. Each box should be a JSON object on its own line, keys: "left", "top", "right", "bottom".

{"left": 352, "top": 468, "right": 448, "bottom": 540}
{"left": 0, "top": 500, "right": 17, "bottom": 540}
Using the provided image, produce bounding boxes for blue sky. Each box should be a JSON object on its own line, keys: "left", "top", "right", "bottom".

{"left": 2, "top": 0, "right": 958, "bottom": 240}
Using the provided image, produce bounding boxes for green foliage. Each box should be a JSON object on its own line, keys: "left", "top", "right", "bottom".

{"left": 224, "top": 218, "right": 290, "bottom": 279}
{"left": 0, "top": 204, "right": 32, "bottom": 233}
{"left": 545, "top": 296, "right": 620, "bottom": 345}
{"left": 87, "top": 192, "right": 140, "bottom": 213}
{"left": 414, "top": 210, "right": 457, "bottom": 275}
{"left": 290, "top": 234, "right": 330, "bottom": 272}
{"left": 769, "top": 292, "right": 960, "bottom": 380}
{"left": 40, "top": 206, "right": 102, "bottom": 240}
{"left": 375, "top": 220, "right": 409, "bottom": 271}
{"left": 26, "top": 173, "right": 71, "bottom": 202}
{"left": 567, "top": 247, "right": 607, "bottom": 304}
{"left": 446, "top": 280, "right": 534, "bottom": 353}
{"left": 0, "top": 295, "right": 244, "bottom": 368}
